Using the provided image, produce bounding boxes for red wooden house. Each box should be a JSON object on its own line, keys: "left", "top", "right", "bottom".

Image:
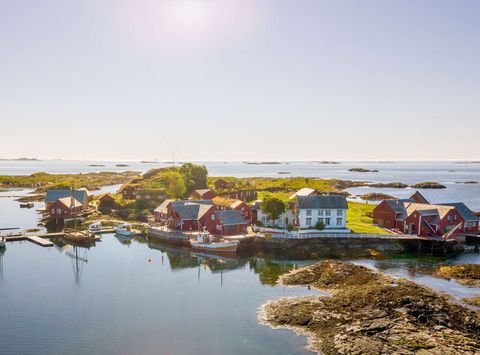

{"left": 49, "top": 197, "right": 84, "bottom": 219}
{"left": 205, "top": 210, "right": 248, "bottom": 236}
{"left": 190, "top": 189, "right": 216, "bottom": 200}
{"left": 212, "top": 197, "right": 252, "bottom": 221}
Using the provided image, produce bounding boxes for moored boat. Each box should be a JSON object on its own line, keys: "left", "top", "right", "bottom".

{"left": 63, "top": 228, "right": 95, "bottom": 245}
{"left": 20, "top": 202, "right": 34, "bottom": 208}
{"left": 88, "top": 221, "right": 102, "bottom": 232}
{"left": 115, "top": 223, "right": 133, "bottom": 237}
{"left": 0, "top": 236, "right": 6, "bottom": 248}
{"left": 190, "top": 232, "right": 239, "bottom": 254}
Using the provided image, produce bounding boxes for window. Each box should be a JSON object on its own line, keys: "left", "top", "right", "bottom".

{"left": 306, "top": 218, "right": 312, "bottom": 226}
{"left": 56, "top": 208, "right": 61, "bottom": 214}
{"left": 211, "top": 214, "right": 215, "bottom": 221}
{"left": 336, "top": 218, "right": 342, "bottom": 226}
{"left": 325, "top": 218, "right": 330, "bottom": 226}
{"left": 337, "top": 210, "right": 343, "bottom": 216}
{"left": 318, "top": 209, "right": 324, "bottom": 216}
{"left": 306, "top": 210, "right": 312, "bottom": 216}
{"left": 325, "top": 210, "right": 331, "bottom": 216}
{"left": 262, "top": 216, "right": 266, "bottom": 223}
{"left": 51, "top": 208, "right": 55, "bottom": 214}
{"left": 447, "top": 215, "right": 452, "bottom": 221}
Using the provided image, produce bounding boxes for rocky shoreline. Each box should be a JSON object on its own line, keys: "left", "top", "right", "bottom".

{"left": 436, "top": 264, "right": 480, "bottom": 287}
{"left": 260, "top": 261, "right": 480, "bottom": 354}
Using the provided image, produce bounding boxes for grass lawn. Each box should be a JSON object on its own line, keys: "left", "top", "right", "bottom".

{"left": 347, "top": 201, "right": 390, "bottom": 234}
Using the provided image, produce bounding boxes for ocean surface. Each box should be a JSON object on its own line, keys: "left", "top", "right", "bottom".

{"left": 1, "top": 160, "right": 480, "bottom": 210}
{"left": 0, "top": 187, "right": 479, "bottom": 354}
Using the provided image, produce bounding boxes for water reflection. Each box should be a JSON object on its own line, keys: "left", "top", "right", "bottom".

{"left": 0, "top": 247, "right": 5, "bottom": 279}
{"left": 65, "top": 245, "right": 89, "bottom": 284}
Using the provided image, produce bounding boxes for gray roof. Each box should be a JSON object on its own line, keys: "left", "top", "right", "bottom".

{"left": 440, "top": 202, "right": 479, "bottom": 222}
{"left": 45, "top": 189, "right": 88, "bottom": 204}
{"left": 214, "top": 210, "right": 247, "bottom": 226}
{"left": 384, "top": 199, "right": 413, "bottom": 220}
{"left": 173, "top": 203, "right": 213, "bottom": 220}
{"left": 296, "top": 195, "right": 348, "bottom": 210}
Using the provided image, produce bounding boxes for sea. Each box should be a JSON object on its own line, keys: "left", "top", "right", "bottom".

{"left": 0, "top": 160, "right": 479, "bottom": 354}
{"left": 1, "top": 160, "right": 480, "bottom": 210}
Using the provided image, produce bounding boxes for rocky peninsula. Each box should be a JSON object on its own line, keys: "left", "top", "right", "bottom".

{"left": 260, "top": 261, "right": 479, "bottom": 354}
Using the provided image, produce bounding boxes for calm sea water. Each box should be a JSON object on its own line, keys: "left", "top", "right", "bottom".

{"left": 1, "top": 160, "right": 479, "bottom": 209}
{"left": 0, "top": 189, "right": 479, "bottom": 354}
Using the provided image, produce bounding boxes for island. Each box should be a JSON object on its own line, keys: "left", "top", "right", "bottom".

{"left": 359, "top": 192, "right": 396, "bottom": 201}
{"left": 349, "top": 168, "right": 379, "bottom": 173}
{"left": 411, "top": 182, "right": 446, "bottom": 189}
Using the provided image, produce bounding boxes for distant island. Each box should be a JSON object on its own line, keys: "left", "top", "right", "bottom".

{"left": 88, "top": 164, "right": 106, "bottom": 167}
{"left": 243, "top": 161, "right": 282, "bottom": 165}
{"left": 0, "top": 157, "right": 40, "bottom": 161}
{"left": 116, "top": 164, "right": 130, "bottom": 167}
{"left": 349, "top": 168, "right": 379, "bottom": 173}
{"left": 312, "top": 161, "right": 340, "bottom": 164}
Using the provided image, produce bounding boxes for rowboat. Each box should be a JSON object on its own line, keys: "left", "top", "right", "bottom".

{"left": 115, "top": 223, "right": 133, "bottom": 237}
{"left": 190, "top": 232, "right": 239, "bottom": 254}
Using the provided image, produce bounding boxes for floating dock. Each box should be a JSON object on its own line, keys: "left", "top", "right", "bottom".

{"left": 27, "top": 236, "right": 53, "bottom": 247}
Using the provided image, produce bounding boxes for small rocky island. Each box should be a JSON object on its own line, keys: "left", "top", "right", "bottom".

{"left": 360, "top": 192, "right": 396, "bottom": 201}
{"left": 260, "top": 261, "right": 479, "bottom": 354}
{"left": 349, "top": 168, "right": 379, "bottom": 173}
{"left": 411, "top": 182, "right": 447, "bottom": 189}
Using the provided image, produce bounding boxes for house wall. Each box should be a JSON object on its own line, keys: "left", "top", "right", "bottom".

{"left": 297, "top": 208, "right": 347, "bottom": 229}
{"left": 257, "top": 209, "right": 295, "bottom": 227}
{"left": 404, "top": 209, "right": 464, "bottom": 237}
{"left": 372, "top": 201, "right": 397, "bottom": 228}
{"left": 49, "top": 201, "right": 82, "bottom": 218}
{"left": 135, "top": 192, "right": 166, "bottom": 201}
{"left": 465, "top": 221, "right": 479, "bottom": 232}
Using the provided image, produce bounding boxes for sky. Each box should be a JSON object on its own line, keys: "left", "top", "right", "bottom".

{"left": 0, "top": 0, "right": 479, "bottom": 161}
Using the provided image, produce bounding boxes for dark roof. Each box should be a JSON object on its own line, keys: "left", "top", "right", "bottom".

{"left": 173, "top": 203, "right": 213, "bottom": 221}
{"left": 296, "top": 195, "right": 348, "bottom": 210}
{"left": 440, "top": 202, "right": 479, "bottom": 222}
{"left": 383, "top": 199, "right": 413, "bottom": 220}
{"left": 214, "top": 210, "right": 247, "bottom": 226}
{"left": 45, "top": 190, "right": 88, "bottom": 204}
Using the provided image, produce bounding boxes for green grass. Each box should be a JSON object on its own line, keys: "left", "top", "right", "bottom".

{"left": 256, "top": 191, "right": 292, "bottom": 203}
{"left": 347, "top": 202, "right": 390, "bottom": 234}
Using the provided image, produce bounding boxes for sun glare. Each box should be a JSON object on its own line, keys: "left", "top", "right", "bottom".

{"left": 117, "top": 0, "right": 259, "bottom": 55}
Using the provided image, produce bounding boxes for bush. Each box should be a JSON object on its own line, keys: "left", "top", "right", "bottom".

{"left": 315, "top": 220, "right": 325, "bottom": 230}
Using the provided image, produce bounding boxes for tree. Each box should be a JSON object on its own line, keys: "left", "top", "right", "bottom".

{"left": 179, "top": 163, "right": 208, "bottom": 193}
{"left": 261, "top": 197, "right": 286, "bottom": 225}
{"left": 162, "top": 171, "right": 186, "bottom": 199}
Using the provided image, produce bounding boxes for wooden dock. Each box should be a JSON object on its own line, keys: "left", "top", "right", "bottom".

{"left": 27, "top": 236, "right": 53, "bottom": 247}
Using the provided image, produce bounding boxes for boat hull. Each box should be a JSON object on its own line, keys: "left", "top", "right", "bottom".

{"left": 191, "top": 241, "right": 239, "bottom": 254}
{"left": 114, "top": 229, "right": 133, "bottom": 237}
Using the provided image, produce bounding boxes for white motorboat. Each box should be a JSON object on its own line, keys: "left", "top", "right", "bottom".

{"left": 88, "top": 221, "right": 102, "bottom": 232}
{"left": 115, "top": 223, "right": 133, "bottom": 237}
{"left": 0, "top": 236, "right": 5, "bottom": 248}
{"left": 190, "top": 232, "right": 240, "bottom": 254}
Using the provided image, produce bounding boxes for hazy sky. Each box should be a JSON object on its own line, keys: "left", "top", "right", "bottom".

{"left": 1, "top": 0, "right": 479, "bottom": 161}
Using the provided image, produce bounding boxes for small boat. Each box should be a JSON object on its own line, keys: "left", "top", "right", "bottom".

{"left": 88, "top": 221, "right": 102, "bottom": 232}
{"left": 63, "top": 228, "right": 95, "bottom": 245}
{"left": 115, "top": 223, "right": 133, "bottom": 237}
{"left": 20, "top": 202, "right": 34, "bottom": 208}
{"left": 190, "top": 232, "right": 240, "bottom": 254}
{"left": 0, "top": 236, "right": 6, "bottom": 248}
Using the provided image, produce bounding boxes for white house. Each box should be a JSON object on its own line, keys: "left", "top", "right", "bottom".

{"left": 296, "top": 195, "right": 348, "bottom": 229}
{"left": 253, "top": 201, "right": 295, "bottom": 228}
